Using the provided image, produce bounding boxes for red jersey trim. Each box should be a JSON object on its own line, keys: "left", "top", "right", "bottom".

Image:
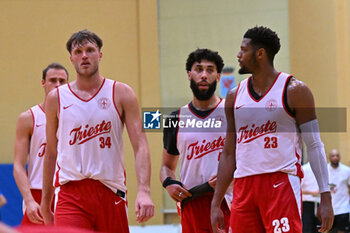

{"left": 188, "top": 98, "right": 223, "bottom": 119}
{"left": 112, "top": 81, "right": 124, "bottom": 124}
{"left": 38, "top": 104, "right": 45, "bottom": 114}
{"left": 29, "top": 108, "right": 35, "bottom": 136}
{"left": 233, "top": 82, "right": 241, "bottom": 109}
{"left": 176, "top": 108, "right": 181, "bottom": 151}
{"left": 67, "top": 78, "right": 106, "bottom": 102}
{"left": 282, "top": 75, "right": 295, "bottom": 118}
{"left": 247, "top": 72, "right": 281, "bottom": 102}
{"left": 57, "top": 87, "right": 61, "bottom": 116}
{"left": 124, "top": 170, "right": 127, "bottom": 186}
{"left": 295, "top": 150, "right": 304, "bottom": 178}
{"left": 54, "top": 163, "right": 61, "bottom": 187}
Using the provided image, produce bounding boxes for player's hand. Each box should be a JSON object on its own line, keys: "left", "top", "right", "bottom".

{"left": 208, "top": 175, "right": 217, "bottom": 189}
{"left": 25, "top": 200, "right": 44, "bottom": 224}
{"left": 135, "top": 191, "right": 154, "bottom": 223}
{"left": 165, "top": 184, "right": 192, "bottom": 202}
{"left": 211, "top": 204, "right": 225, "bottom": 233}
{"left": 40, "top": 203, "right": 54, "bottom": 225}
{"left": 317, "top": 192, "right": 334, "bottom": 232}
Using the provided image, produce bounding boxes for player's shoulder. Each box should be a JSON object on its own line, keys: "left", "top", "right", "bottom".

{"left": 114, "top": 81, "right": 136, "bottom": 97}
{"left": 18, "top": 109, "right": 31, "bottom": 119}
{"left": 47, "top": 86, "right": 60, "bottom": 100}
{"left": 17, "top": 108, "right": 34, "bottom": 130}
{"left": 286, "top": 76, "right": 311, "bottom": 93}
{"left": 228, "top": 86, "right": 239, "bottom": 95}
{"left": 56, "top": 82, "right": 69, "bottom": 94}
{"left": 340, "top": 162, "right": 350, "bottom": 172}
{"left": 285, "top": 75, "right": 315, "bottom": 106}
{"left": 225, "top": 86, "right": 239, "bottom": 105}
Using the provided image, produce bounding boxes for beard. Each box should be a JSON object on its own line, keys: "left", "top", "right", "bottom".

{"left": 238, "top": 66, "right": 250, "bottom": 74}
{"left": 238, "top": 52, "right": 258, "bottom": 74}
{"left": 190, "top": 78, "right": 217, "bottom": 101}
{"left": 330, "top": 160, "right": 339, "bottom": 167}
{"left": 76, "top": 63, "right": 99, "bottom": 78}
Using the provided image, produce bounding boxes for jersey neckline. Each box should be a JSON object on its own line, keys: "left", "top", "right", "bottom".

{"left": 188, "top": 98, "right": 223, "bottom": 119}
{"left": 67, "top": 78, "right": 106, "bottom": 102}
{"left": 247, "top": 72, "right": 281, "bottom": 102}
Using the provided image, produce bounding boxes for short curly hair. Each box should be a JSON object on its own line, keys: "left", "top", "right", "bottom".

{"left": 244, "top": 26, "right": 280, "bottom": 64}
{"left": 186, "top": 48, "right": 224, "bottom": 73}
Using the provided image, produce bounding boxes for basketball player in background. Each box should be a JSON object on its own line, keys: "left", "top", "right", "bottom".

{"left": 41, "top": 29, "right": 154, "bottom": 232}
{"left": 160, "top": 48, "right": 232, "bottom": 233}
{"left": 211, "top": 26, "right": 334, "bottom": 233}
{"left": 13, "top": 63, "right": 68, "bottom": 225}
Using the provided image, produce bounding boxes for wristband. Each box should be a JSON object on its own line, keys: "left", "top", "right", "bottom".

{"left": 162, "top": 177, "right": 183, "bottom": 188}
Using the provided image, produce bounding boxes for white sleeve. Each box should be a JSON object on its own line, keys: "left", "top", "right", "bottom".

{"left": 299, "top": 119, "right": 330, "bottom": 193}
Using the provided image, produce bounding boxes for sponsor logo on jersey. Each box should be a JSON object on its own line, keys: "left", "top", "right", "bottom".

{"left": 63, "top": 104, "right": 73, "bottom": 110}
{"left": 235, "top": 104, "right": 244, "bottom": 110}
{"left": 273, "top": 182, "right": 284, "bottom": 188}
{"left": 186, "top": 136, "right": 225, "bottom": 160}
{"left": 237, "top": 120, "right": 277, "bottom": 144}
{"left": 69, "top": 120, "right": 112, "bottom": 145}
{"left": 143, "top": 110, "right": 161, "bottom": 129}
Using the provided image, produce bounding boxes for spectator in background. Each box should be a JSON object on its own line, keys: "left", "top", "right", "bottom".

{"left": 328, "top": 149, "right": 350, "bottom": 233}
{"left": 302, "top": 161, "right": 321, "bottom": 233}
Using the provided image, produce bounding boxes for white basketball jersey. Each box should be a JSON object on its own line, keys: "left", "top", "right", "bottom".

{"left": 177, "top": 100, "right": 231, "bottom": 196}
{"left": 234, "top": 72, "right": 303, "bottom": 178}
{"left": 28, "top": 105, "right": 46, "bottom": 189}
{"left": 55, "top": 78, "right": 126, "bottom": 195}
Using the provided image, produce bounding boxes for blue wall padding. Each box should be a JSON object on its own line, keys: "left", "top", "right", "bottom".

{"left": 0, "top": 164, "right": 23, "bottom": 226}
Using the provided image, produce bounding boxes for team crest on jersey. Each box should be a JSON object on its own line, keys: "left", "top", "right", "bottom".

{"left": 265, "top": 99, "right": 277, "bottom": 112}
{"left": 98, "top": 98, "right": 111, "bottom": 110}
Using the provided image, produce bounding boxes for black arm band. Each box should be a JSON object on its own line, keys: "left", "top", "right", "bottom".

{"left": 162, "top": 177, "right": 183, "bottom": 188}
